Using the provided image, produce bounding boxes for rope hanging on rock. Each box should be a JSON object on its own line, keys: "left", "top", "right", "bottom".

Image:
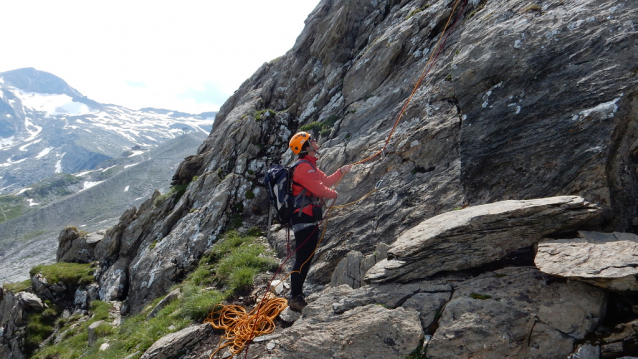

{"left": 205, "top": 1, "right": 469, "bottom": 358}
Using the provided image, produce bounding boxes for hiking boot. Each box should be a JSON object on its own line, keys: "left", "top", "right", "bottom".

{"left": 288, "top": 295, "right": 307, "bottom": 312}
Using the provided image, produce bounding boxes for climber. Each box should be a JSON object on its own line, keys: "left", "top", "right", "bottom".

{"left": 287, "top": 131, "right": 351, "bottom": 312}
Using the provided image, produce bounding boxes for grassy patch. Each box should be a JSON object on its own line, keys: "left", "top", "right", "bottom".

{"left": 24, "top": 304, "right": 60, "bottom": 356}
{"left": 153, "top": 184, "right": 189, "bottom": 207}
{"left": 0, "top": 194, "right": 26, "bottom": 224}
{"left": 253, "top": 109, "right": 277, "bottom": 121}
{"left": 29, "top": 262, "right": 95, "bottom": 286}
{"left": 470, "top": 293, "right": 492, "bottom": 300}
{"left": 3, "top": 279, "right": 31, "bottom": 293}
{"left": 300, "top": 114, "right": 339, "bottom": 138}
{"left": 29, "top": 231, "right": 277, "bottom": 359}
{"left": 197, "top": 230, "right": 278, "bottom": 295}
{"left": 31, "top": 300, "right": 114, "bottom": 359}
{"left": 25, "top": 173, "right": 82, "bottom": 199}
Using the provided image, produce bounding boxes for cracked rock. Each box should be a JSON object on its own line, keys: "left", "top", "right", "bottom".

{"left": 536, "top": 231, "right": 638, "bottom": 291}
{"left": 426, "top": 267, "right": 606, "bottom": 359}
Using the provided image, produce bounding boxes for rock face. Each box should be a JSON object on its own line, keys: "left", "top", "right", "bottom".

{"left": 11, "top": 0, "right": 638, "bottom": 358}
{"left": 366, "top": 196, "right": 599, "bottom": 283}
{"left": 330, "top": 242, "right": 389, "bottom": 289}
{"left": 427, "top": 267, "right": 606, "bottom": 359}
{"left": 536, "top": 231, "right": 638, "bottom": 291}
{"left": 83, "top": 0, "right": 638, "bottom": 315}
{"left": 0, "top": 291, "right": 45, "bottom": 359}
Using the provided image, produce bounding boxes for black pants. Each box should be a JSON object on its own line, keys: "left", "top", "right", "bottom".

{"left": 290, "top": 213, "right": 318, "bottom": 297}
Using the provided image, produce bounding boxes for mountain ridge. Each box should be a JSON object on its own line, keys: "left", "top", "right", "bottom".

{"left": 0, "top": 67, "right": 215, "bottom": 194}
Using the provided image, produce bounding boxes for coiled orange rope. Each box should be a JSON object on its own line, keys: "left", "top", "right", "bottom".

{"left": 204, "top": 293, "right": 288, "bottom": 358}
{"left": 205, "top": 1, "right": 469, "bottom": 358}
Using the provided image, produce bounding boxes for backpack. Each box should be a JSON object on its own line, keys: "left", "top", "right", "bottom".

{"left": 264, "top": 159, "right": 316, "bottom": 225}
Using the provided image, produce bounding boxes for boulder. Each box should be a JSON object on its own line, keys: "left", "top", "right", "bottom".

{"left": 140, "top": 324, "right": 213, "bottom": 359}
{"left": 14, "top": 292, "right": 43, "bottom": 312}
{"left": 56, "top": 226, "right": 102, "bottom": 263}
{"left": 88, "top": 320, "right": 104, "bottom": 347}
{"left": 426, "top": 267, "right": 606, "bottom": 359}
{"left": 263, "top": 291, "right": 423, "bottom": 359}
{"left": 0, "top": 290, "right": 45, "bottom": 359}
{"left": 366, "top": 196, "right": 599, "bottom": 283}
{"left": 170, "top": 154, "right": 205, "bottom": 186}
{"left": 536, "top": 231, "right": 638, "bottom": 291}
{"left": 147, "top": 288, "right": 181, "bottom": 319}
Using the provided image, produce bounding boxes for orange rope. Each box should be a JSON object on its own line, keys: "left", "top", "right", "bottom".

{"left": 205, "top": 1, "right": 468, "bottom": 357}
{"left": 205, "top": 293, "right": 288, "bottom": 358}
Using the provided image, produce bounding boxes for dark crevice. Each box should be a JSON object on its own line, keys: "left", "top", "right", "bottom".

{"left": 527, "top": 317, "right": 538, "bottom": 346}
{"left": 426, "top": 286, "right": 454, "bottom": 336}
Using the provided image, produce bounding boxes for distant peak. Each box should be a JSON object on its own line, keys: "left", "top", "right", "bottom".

{"left": 0, "top": 67, "right": 83, "bottom": 97}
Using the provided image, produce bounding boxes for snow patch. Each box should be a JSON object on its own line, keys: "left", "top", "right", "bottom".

{"left": 125, "top": 163, "right": 140, "bottom": 169}
{"left": 81, "top": 181, "right": 103, "bottom": 191}
{"left": 35, "top": 147, "right": 54, "bottom": 159}
{"left": 101, "top": 165, "right": 117, "bottom": 172}
{"left": 0, "top": 136, "right": 14, "bottom": 148}
{"left": 124, "top": 186, "right": 130, "bottom": 192}
{"left": 55, "top": 153, "right": 65, "bottom": 173}
{"left": 27, "top": 198, "right": 40, "bottom": 206}
{"left": 128, "top": 150, "right": 145, "bottom": 157}
{"left": 19, "top": 138, "right": 42, "bottom": 151}
{"left": 14, "top": 90, "right": 95, "bottom": 116}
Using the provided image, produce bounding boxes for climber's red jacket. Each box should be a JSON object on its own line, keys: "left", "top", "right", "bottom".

{"left": 292, "top": 155, "right": 343, "bottom": 217}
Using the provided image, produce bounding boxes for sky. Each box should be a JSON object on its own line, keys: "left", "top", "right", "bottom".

{"left": 0, "top": 0, "right": 321, "bottom": 114}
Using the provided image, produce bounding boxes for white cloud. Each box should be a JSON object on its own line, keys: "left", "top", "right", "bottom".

{"left": 0, "top": 0, "right": 319, "bottom": 113}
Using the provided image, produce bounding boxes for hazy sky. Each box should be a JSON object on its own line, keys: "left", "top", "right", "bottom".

{"left": 0, "top": 1, "right": 320, "bottom": 114}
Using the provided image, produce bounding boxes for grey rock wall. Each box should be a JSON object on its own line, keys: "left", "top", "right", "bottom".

{"left": 85, "top": 0, "right": 638, "bottom": 316}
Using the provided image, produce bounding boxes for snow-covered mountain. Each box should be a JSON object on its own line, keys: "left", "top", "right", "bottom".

{"left": 0, "top": 67, "right": 214, "bottom": 194}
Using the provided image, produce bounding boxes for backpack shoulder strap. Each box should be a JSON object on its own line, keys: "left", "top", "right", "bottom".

{"left": 291, "top": 159, "right": 317, "bottom": 171}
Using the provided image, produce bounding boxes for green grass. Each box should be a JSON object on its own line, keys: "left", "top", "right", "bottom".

{"left": 406, "top": 337, "right": 426, "bottom": 358}
{"left": 31, "top": 301, "right": 115, "bottom": 359}
{"left": 24, "top": 304, "right": 61, "bottom": 356}
{"left": 24, "top": 173, "right": 82, "bottom": 199}
{"left": 470, "top": 293, "right": 492, "bottom": 300}
{"left": 300, "top": 114, "right": 339, "bottom": 137}
{"left": 29, "top": 231, "right": 277, "bottom": 359}
{"left": 3, "top": 279, "right": 31, "bottom": 293}
{"left": 253, "top": 109, "right": 277, "bottom": 121}
{"left": 0, "top": 194, "right": 26, "bottom": 224}
{"left": 153, "top": 184, "right": 189, "bottom": 207}
{"left": 29, "top": 262, "right": 95, "bottom": 286}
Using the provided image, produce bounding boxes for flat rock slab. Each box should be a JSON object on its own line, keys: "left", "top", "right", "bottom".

{"left": 427, "top": 267, "right": 606, "bottom": 359}
{"left": 366, "top": 196, "right": 599, "bottom": 283}
{"left": 263, "top": 285, "right": 423, "bottom": 359}
{"left": 536, "top": 231, "right": 638, "bottom": 291}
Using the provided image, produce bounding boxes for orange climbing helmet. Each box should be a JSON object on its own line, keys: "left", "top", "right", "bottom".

{"left": 289, "top": 132, "right": 311, "bottom": 155}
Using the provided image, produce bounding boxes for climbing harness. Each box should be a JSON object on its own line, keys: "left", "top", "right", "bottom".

{"left": 206, "top": 0, "right": 470, "bottom": 357}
